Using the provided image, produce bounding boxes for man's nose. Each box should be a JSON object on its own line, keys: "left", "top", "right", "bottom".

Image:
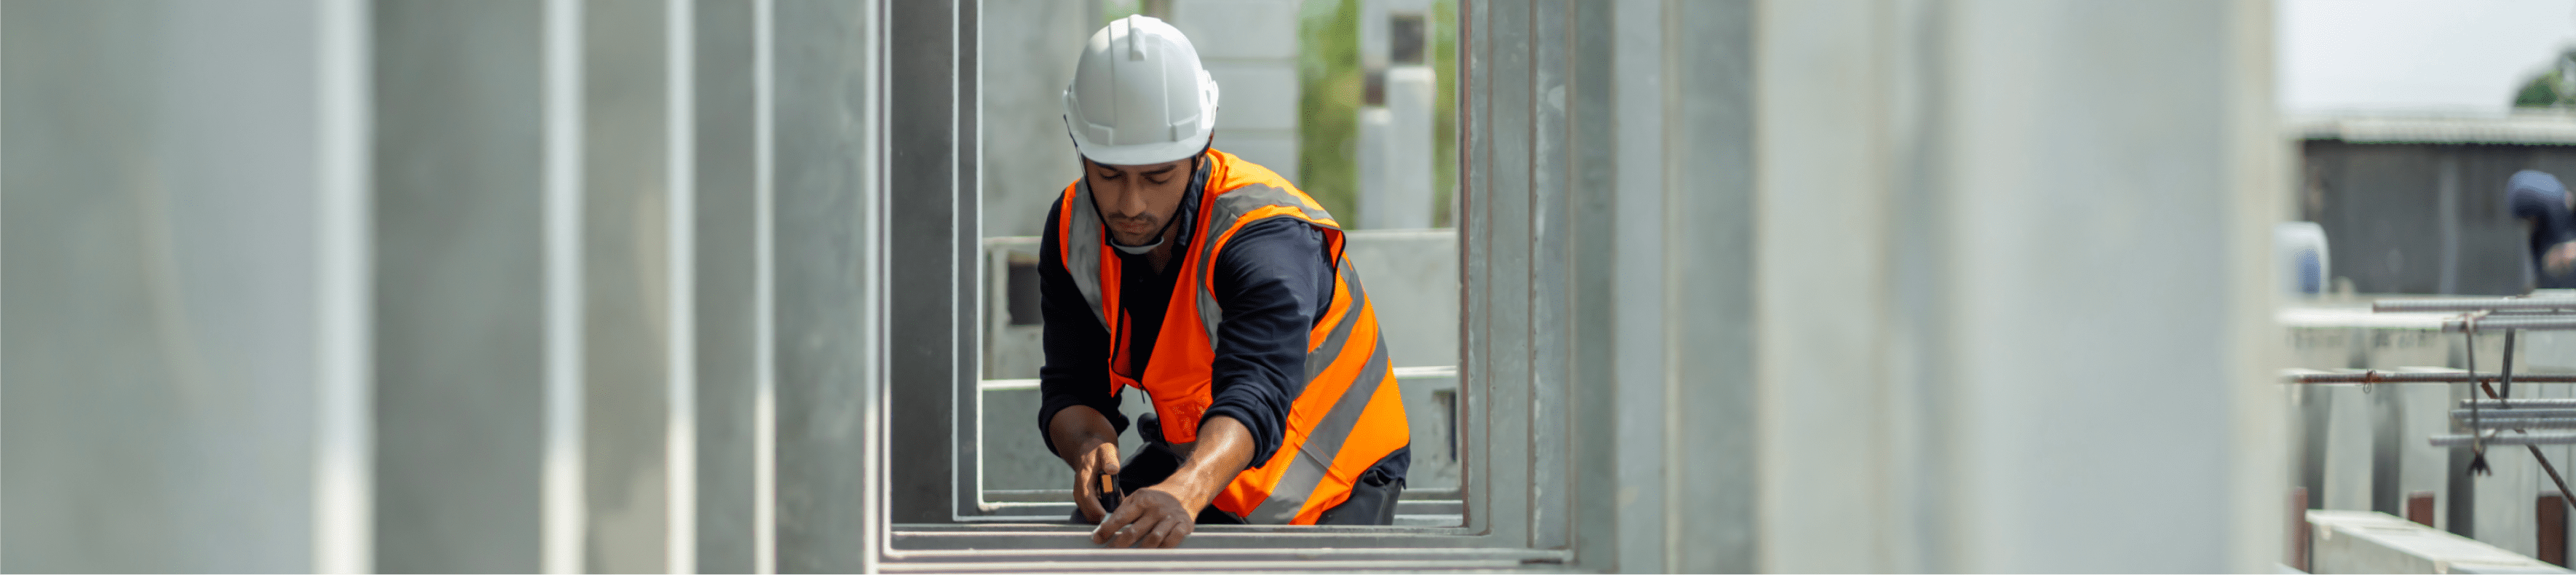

{"left": 1111, "top": 182, "right": 1147, "bottom": 217}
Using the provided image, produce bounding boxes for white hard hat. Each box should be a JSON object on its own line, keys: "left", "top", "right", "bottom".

{"left": 1063, "top": 15, "right": 1220, "bottom": 166}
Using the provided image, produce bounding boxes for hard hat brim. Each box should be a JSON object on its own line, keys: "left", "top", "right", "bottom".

{"left": 1063, "top": 112, "right": 1213, "bottom": 167}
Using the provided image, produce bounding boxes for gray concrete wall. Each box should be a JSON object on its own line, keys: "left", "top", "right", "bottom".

{"left": 2, "top": 1, "right": 896, "bottom": 571}
{"left": 1167, "top": 0, "right": 1300, "bottom": 175}
{"left": 2, "top": 1, "right": 336, "bottom": 571}
{"left": 1745, "top": 0, "right": 2284, "bottom": 571}
{"left": 688, "top": 0, "right": 763, "bottom": 571}
{"left": 770, "top": 0, "right": 889, "bottom": 569}
{"left": 979, "top": 0, "right": 1090, "bottom": 238}
{"left": 371, "top": 1, "right": 550, "bottom": 571}
{"left": 2302, "top": 141, "right": 2576, "bottom": 296}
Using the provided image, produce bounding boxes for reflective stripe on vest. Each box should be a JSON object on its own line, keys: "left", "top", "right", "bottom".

{"left": 1054, "top": 149, "right": 1409, "bottom": 525}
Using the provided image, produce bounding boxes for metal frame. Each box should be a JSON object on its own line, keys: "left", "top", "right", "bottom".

{"left": 876, "top": 0, "right": 1592, "bottom": 568}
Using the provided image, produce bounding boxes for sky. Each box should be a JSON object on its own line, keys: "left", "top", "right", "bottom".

{"left": 2279, "top": 0, "right": 2576, "bottom": 116}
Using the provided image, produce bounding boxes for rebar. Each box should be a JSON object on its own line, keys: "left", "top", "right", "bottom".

{"left": 2366, "top": 295, "right": 2576, "bottom": 516}
{"left": 2447, "top": 316, "right": 2576, "bottom": 333}
{"left": 2454, "top": 408, "right": 2576, "bottom": 420}
{"left": 2465, "top": 399, "right": 2576, "bottom": 408}
{"left": 2508, "top": 330, "right": 2522, "bottom": 398}
{"left": 2283, "top": 371, "right": 2576, "bottom": 384}
{"left": 2433, "top": 432, "right": 2576, "bottom": 446}
{"left": 2374, "top": 297, "right": 2576, "bottom": 313}
{"left": 2452, "top": 418, "right": 2576, "bottom": 430}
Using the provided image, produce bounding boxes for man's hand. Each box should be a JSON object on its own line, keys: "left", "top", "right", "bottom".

{"left": 1090, "top": 416, "right": 1258, "bottom": 548}
{"left": 2548, "top": 242, "right": 2576, "bottom": 277}
{"left": 1070, "top": 442, "right": 1121, "bottom": 523}
{"left": 1049, "top": 405, "right": 1124, "bottom": 523}
{"left": 1092, "top": 485, "right": 1196, "bottom": 548}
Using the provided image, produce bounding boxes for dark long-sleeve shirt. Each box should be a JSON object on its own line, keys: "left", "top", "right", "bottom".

{"left": 2511, "top": 170, "right": 2576, "bottom": 289}
{"left": 1036, "top": 191, "right": 1408, "bottom": 483}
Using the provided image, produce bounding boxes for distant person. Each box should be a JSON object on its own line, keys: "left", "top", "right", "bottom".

{"left": 2509, "top": 170, "right": 2576, "bottom": 289}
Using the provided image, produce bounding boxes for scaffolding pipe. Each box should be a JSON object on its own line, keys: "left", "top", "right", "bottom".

{"left": 2374, "top": 297, "right": 2576, "bottom": 313}
{"left": 2451, "top": 418, "right": 2576, "bottom": 430}
{"left": 2283, "top": 371, "right": 2576, "bottom": 384}
{"left": 2446, "top": 316, "right": 2576, "bottom": 333}
{"left": 2454, "top": 408, "right": 2576, "bottom": 420}
{"left": 2462, "top": 399, "right": 2576, "bottom": 408}
{"left": 2432, "top": 432, "right": 2576, "bottom": 447}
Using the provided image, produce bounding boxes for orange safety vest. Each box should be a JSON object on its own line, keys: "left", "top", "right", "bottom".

{"left": 1054, "top": 149, "right": 1411, "bottom": 525}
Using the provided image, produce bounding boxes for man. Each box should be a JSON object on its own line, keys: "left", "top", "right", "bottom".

{"left": 1035, "top": 15, "right": 1412, "bottom": 549}
{"left": 2509, "top": 170, "right": 2576, "bottom": 290}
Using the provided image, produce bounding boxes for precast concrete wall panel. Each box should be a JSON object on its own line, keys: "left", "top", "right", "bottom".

{"left": 1924, "top": 1, "right": 2279, "bottom": 570}
{"left": 1168, "top": 0, "right": 1298, "bottom": 182}
{"left": 1338, "top": 230, "right": 1460, "bottom": 369}
{"left": 2, "top": 1, "right": 337, "bottom": 571}
{"left": 770, "top": 0, "right": 889, "bottom": 569}
{"left": 577, "top": 1, "right": 679, "bottom": 568}
{"left": 689, "top": 0, "right": 764, "bottom": 569}
{"left": 371, "top": 1, "right": 550, "bottom": 571}
{"left": 1750, "top": 0, "right": 2282, "bottom": 571}
{"left": 977, "top": 0, "right": 1088, "bottom": 238}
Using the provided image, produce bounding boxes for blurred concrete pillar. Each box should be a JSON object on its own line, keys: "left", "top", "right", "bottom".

{"left": 1358, "top": 0, "right": 1437, "bottom": 229}
{"left": 1, "top": 0, "right": 364, "bottom": 571}
{"left": 1166, "top": 0, "right": 1299, "bottom": 176}
{"left": 1747, "top": 0, "right": 2283, "bottom": 571}
{"left": 771, "top": 0, "right": 889, "bottom": 570}
{"left": 689, "top": 0, "right": 763, "bottom": 571}
{"left": 1359, "top": 66, "right": 1435, "bottom": 229}
{"left": 574, "top": 0, "right": 694, "bottom": 571}
{"left": 370, "top": 1, "right": 553, "bottom": 572}
{"left": 1580, "top": 0, "right": 1763, "bottom": 571}
{"left": 884, "top": 0, "right": 981, "bottom": 524}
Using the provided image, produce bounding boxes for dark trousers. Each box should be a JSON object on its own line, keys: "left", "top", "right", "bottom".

{"left": 1073, "top": 413, "right": 1403, "bottom": 526}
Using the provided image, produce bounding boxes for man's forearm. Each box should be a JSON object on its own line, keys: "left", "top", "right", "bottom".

{"left": 1153, "top": 416, "right": 1257, "bottom": 510}
{"left": 1050, "top": 405, "right": 1120, "bottom": 468}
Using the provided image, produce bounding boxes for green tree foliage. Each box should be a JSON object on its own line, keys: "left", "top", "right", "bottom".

{"left": 1298, "top": 0, "right": 1364, "bottom": 224}
{"left": 2516, "top": 50, "right": 2576, "bottom": 109}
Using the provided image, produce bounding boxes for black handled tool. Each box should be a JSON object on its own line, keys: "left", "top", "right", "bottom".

{"left": 1095, "top": 473, "right": 1123, "bottom": 516}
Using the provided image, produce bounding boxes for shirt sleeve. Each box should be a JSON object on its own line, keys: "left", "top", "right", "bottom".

{"left": 1036, "top": 202, "right": 1129, "bottom": 457}
{"left": 2514, "top": 183, "right": 2556, "bottom": 222}
{"left": 1203, "top": 217, "right": 1338, "bottom": 467}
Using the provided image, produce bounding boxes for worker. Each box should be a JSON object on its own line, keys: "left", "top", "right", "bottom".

{"left": 1035, "top": 15, "right": 1412, "bottom": 549}
{"left": 2509, "top": 170, "right": 2576, "bottom": 290}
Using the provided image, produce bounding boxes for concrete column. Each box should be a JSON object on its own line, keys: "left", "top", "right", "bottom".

{"left": 690, "top": 0, "right": 764, "bottom": 571}
{"left": 885, "top": 0, "right": 980, "bottom": 524}
{"left": 370, "top": 1, "right": 553, "bottom": 571}
{"left": 1358, "top": 0, "right": 1438, "bottom": 230}
{"left": 577, "top": 1, "right": 678, "bottom": 570}
{"left": 1359, "top": 108, "right": 1391, "bottom": 225}
{"left": 1166, "top": 0, "right": 1300, "bottom": 175}
{"left": 1, "top": 1, "right": 355, "bottom": 571}
{"left": 1619, "top": 1, "right": 1761, "bottom": 571}
{"left": 1357, "top": 95, "right": 1438, "bottom": 230}
{"left": 772, "top": 0, "right": 888, "bottom": 569}
{"left": 1748, "top": 0, "right": 2284, "bottom": 571}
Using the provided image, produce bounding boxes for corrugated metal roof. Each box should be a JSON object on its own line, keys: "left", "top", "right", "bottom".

{"left": 2296, "top": 115, "right": 2576, "bottom": 146}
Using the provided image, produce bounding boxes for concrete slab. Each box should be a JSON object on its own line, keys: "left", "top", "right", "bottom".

{"left": 2310, "top": 509, "right": 2569, "bottom": 574}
